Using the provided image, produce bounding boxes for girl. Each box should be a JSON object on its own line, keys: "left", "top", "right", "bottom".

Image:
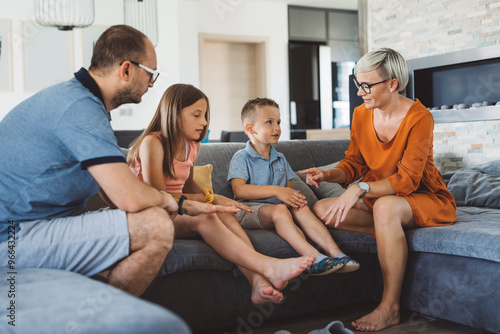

{"left": 128, "top": 84, "right": 315, "bottom": 304}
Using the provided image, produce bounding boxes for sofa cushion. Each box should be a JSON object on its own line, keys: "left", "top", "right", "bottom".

{"left": 160, "top": 228, "right": 378, "bottom": 276}
{"left": 0, "top": 268, "right": 190, "bottom": 334}
{"left": 406, "top": 207, "right": 500, "bottom": 264}
{"left": 291, "top": 175, "right": 318, "bottom": 208}
{"left": 447, "top": 160, "right": 500, "bottom": 209}
{"left": 295, "top": 161, "right": 352, "bottom": 200}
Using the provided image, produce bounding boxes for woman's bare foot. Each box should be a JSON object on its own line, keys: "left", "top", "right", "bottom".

{"left": 352, "top": 304, "right": 400, "bottom": 331}
{"left": 263, "top": 255, "right": 315, "bottom": 290}
{"left": 250, "top": 276, "right": 284, "bottom": 304}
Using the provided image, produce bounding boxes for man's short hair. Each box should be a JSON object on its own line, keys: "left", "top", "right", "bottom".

{"left": 241, "top": 98, "right": 280, "bottom": 125}
{"left": 89, "top": 25, "right": 148, "bottom": 74}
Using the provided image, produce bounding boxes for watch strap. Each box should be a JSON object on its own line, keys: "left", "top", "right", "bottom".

{"left": 178, "top": 195, "right": 187, "bottom": 215}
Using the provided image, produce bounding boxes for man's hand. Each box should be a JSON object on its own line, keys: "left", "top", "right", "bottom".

{"left": 181, "top": 199, "right": 241, "bottom": 216}
{"left": 300, "top": 168, "right": 325, "bottom": 188}
{"left": 213, "top": 194, "right": 254, "bottom": 212}
{"left": 160, "top": 191, "right": 178, "bottom": 219}
{"left": 274, "top": 187, "right": 306, "bottom": 210}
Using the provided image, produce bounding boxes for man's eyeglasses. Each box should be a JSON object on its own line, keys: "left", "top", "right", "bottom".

{"left": 353, "top": 78, "right": 390, "bottom": 94}
{"left": 125, "top": 60, "right": 160, "bottom": 84}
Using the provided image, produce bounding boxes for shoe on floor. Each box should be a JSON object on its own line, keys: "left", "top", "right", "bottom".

{"left": 303, "top": 257, "right": 343, "bottom": 276}
{"left": 308, "top": 320, "right": 354, "bottom": 334}
{"left": 335, "top": 256, "right": 360, "bottom": 273}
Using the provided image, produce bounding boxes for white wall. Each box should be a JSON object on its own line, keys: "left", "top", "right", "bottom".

{"left": 0, "top": 0, "right": 358, "bottom": 140}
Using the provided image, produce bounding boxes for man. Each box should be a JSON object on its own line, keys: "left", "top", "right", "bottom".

{"left": 0, "top": 25, "right": 236, "bottom": 297}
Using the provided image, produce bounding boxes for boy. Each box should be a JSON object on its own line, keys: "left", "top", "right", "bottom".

{"left": 228, "top": 98, "right": 359, "bottom": 275}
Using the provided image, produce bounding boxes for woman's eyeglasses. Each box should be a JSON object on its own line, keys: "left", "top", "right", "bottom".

{"left": 353, "top": 78, "right": 390, "bottom": 94}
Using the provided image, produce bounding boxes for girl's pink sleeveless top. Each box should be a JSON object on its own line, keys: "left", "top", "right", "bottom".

{"left": 130, "top": 132, "right": 198, "bottom": 193}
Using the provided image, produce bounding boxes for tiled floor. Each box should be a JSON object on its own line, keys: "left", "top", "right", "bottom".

{"left": 196, "top": 301, "right": 492, "bottom": 334}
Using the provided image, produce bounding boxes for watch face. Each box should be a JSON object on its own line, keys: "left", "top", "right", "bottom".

{"left": 359, "top": 182, "right": 369, "bottom": 192}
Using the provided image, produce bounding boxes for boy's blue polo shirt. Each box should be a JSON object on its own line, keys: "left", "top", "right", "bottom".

{"left": 227, "top": 141, "right": 295, "bottom": 204}
{"left": 0, "top": 68, "right": 125, "bottom": 242}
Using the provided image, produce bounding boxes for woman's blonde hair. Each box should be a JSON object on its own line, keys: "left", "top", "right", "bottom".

{"left": 354, "top": 47, "right": 409, "bottom": 92}
{"left": 128, "top": 84, "right": 210, "bottom": 180}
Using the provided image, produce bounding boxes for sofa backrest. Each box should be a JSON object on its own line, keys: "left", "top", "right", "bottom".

{"left": 196, "top": 139, "right": 350, "bottom": 199}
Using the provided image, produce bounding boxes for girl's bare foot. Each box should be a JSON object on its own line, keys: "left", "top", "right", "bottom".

{"left": 250, "top": 276, "right": 284, "bottom": 304}
{"left": 264, "top": 255, "right": 315, "bottom": 290}
{"left": 352, "top": 304, "right": 400, "bottom": 331}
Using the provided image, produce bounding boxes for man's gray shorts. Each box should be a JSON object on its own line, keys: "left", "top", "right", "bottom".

{"left": 1, "top": 209, "right": 129, "bottom": 277}
{"left": 235, "top": 202, "right": 272, "bottom": 230}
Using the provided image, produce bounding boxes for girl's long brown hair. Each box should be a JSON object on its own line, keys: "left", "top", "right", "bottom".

{"left": 127, "top": 84, "right": 210, "bottom": 180}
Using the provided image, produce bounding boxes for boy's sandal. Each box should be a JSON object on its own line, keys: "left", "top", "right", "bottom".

{"left": 303, "top": 257, "right": 343, "bottom": 276}
{"left": 335, "top": 256, "right": 360, "bottom": 273}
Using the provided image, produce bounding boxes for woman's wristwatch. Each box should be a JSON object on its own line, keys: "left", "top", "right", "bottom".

{"left": 358, "top": 182, "right": 370, "bottom": 202}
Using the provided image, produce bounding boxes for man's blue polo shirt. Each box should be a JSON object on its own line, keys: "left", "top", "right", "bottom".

{"left": 0, "top": 68, "right": 126, "bottom": 242}
{"left": 227, "top": 141, "right": 295, "bottom": 204}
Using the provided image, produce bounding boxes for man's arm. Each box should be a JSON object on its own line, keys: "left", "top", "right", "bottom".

{"left": 88, "top": 162, "right": 176, "bottom": 213}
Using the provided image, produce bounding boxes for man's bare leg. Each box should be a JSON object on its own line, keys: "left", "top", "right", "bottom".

{"left": 106, "top": 207, "right": 174, "bottom": 297}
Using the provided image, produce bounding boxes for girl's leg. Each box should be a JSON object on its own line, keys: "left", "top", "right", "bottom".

{"left": 217, "top": 212, "right": 284, "bottom": 304}
{"left": 173, "top": 213, "right": 315, "bottom": 291}
{"left": 351, "top": 195, "right": 415, "bottom": 332}
{"left": 258, "top": 204, "right": 320, "bottom": 257}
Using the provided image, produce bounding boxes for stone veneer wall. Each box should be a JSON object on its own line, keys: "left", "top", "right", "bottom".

{"left": 365, "top": 0, "right": 500, "bottom": 172}
{"left": 433, "top": 120, "right": 500, "bottom": 172}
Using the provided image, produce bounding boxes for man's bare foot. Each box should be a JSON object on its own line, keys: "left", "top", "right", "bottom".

{"left": 352, "top": 304, "right": 400, "bottom": 331}
{"left": 264, "top": 255, "right": 315, "bottom": 290}
{"left": 250, "top": 276, "right": 284, "bottom": 304}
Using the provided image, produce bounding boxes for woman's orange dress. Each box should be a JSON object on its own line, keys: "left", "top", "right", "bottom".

{"left": 336, "top": 99, "right": 456, "bottom": 227}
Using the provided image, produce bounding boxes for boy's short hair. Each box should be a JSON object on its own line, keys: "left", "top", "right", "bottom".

{"left": 241, "top": 98, "right": 280, "bottom": 125}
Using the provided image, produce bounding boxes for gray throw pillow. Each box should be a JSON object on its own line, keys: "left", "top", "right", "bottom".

{"left": 447, "top": 160, "right": 500, "bottom": 208}
{"left": 296, "top": 162, "right": 355, "bottom": 200}
{"left": 290, "top": 176, "right": 318, "bottom": 209}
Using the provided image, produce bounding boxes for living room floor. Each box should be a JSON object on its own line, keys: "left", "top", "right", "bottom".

{"left": 196, "top": 301, "right": 492, "bottom": 334}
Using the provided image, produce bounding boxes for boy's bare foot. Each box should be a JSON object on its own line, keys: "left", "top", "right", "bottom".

{"left": 352, "top": 304, "right": 400, "bottom": 331}
{"left": 250, "top": 276, "right": 284, "bottom": 304}
{"left": 264, "top": 255, "right": 315, "bottom": 290}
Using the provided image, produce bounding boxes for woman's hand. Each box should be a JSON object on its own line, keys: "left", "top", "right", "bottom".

{"left": 275, "top": 187, "right": 307, "bottom": 210}
{"left": 300, "top": 168, "right": 325, "bottom": 188}
{"left": 322, "top": 186, "right": 360, "bottom": 227}
{"left": 213, "top": 194, "right": 254, "bottom": 212}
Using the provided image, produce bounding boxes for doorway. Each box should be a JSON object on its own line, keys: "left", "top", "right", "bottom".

{"left": 199, "top": 34, "right": 267, "bottom": 141}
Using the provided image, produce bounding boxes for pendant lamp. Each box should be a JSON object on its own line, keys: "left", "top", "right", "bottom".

{"left": 34, "top": 0, "right": 95, "bottom": 31}
{"left": 124, "top": 0, "right": 158, "bottom": 47}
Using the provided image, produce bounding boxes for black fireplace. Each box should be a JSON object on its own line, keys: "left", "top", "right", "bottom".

{"left": 406, "top": 44, "right": 500, "bottom": 123}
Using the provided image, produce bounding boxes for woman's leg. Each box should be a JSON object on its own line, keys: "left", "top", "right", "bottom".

{"left": 351, "top": 196, "right": 415, "bottom": 332}
{"left": 173, "top": 213, "right": 315, "bottom": 291}
{"left": 313, "top": 197, "right": 375, "bottom": 235}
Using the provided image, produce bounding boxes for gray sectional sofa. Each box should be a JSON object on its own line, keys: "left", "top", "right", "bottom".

{"left": 7, "top": 139, "right": 499, "bottom": 333}
{"left": 141, "top": 139, "right": 500, "bottom": 333}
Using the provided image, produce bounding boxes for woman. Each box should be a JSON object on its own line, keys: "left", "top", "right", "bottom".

{"left": 301, "top": 48, "right": 456, "bottom": 331}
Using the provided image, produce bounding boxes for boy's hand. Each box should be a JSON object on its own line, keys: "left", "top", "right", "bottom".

{"left": 213, "top": 194, "right": 254, "bottom": 212}
{"left": 275, "top": 187, "right": 307, "bottom": 210}
{"left": 300, "top": 168, "right": 325, "bottom": 188}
